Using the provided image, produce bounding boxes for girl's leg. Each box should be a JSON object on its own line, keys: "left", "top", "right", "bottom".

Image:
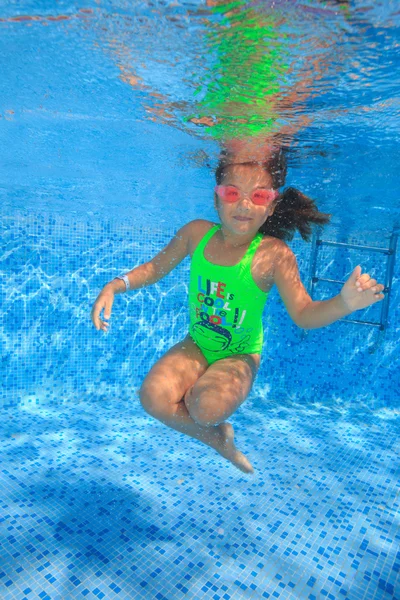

{"left": 139, "top": 335, "right": 259, "bottom": 473}
{"left": 139, "top": 334, "right": 227, "bottom": 454}
{"left": 183, "top": 353, "right": 260, "bottom": 473}
{"left": 184, "top": 352, "right": 260, "bottom": 426}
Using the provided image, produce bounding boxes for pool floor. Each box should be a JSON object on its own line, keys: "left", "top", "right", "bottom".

{"left": 1, "top": 396, "right": 399, "bottom": 600}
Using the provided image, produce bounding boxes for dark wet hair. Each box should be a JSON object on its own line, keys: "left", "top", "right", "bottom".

{"left": 215, "top": 148, "right": 331, "bottom": 242}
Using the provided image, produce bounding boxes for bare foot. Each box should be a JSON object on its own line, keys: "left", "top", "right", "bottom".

{"left": 215, "top": 422, "right": 254, "bottom": 474}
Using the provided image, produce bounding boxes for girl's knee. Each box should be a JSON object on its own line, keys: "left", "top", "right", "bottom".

{"left": 139, "top": 378, "right": 185, "bottom": 420}
{"left": 139, "top": 382, "right": 166, "bottom": 418}
{"left": 185, "top": 387, "right": 225, "bottom": 427}
{"left": 192, "top": 410, "right": 223, "bottom": 427}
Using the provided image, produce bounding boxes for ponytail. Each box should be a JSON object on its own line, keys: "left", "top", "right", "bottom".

{"left": 259, "top": 187, "right": 331, "bottom": 242}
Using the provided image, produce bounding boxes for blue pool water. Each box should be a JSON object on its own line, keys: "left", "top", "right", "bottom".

{"left": 1, "top": 1, "right": 399, "bottom": 599}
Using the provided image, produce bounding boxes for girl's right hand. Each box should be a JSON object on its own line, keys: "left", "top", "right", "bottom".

{"left": 91, "top": 284, "right": 115, "bottom": 331}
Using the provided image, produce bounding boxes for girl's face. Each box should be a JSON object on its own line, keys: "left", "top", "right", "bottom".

{"left": 214, "top": 164, "right": 277, "bottom": 235}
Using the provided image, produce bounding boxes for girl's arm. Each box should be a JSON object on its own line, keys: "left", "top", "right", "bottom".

{"left": 273, "top": 243, "right": 385, "bottom": 330}
{"left": 108, "top": 220, "right": 197, "bottom": 294}
{"left": 91, "top": 220, "right": 196, "bottom": 331}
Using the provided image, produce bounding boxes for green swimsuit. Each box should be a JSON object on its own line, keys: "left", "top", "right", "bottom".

{"left": 188, "top": 224, "right": 270, "bottom": 365}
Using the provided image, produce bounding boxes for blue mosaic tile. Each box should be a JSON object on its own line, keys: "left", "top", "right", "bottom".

{"left": 0, "top": 395, "right": 399, "bottom": 599}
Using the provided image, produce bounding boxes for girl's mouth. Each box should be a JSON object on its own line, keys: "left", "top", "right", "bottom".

{"left": 233, "top": 216, "right": 252, "bottom": 221}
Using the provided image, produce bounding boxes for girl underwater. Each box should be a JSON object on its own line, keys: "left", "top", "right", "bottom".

{"left": 91, "top": 148, "right": 385, "bottom": 474}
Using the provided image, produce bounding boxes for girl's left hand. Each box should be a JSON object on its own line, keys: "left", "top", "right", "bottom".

{"left": 340, "top": 265, "right": 385, "bottom": 312}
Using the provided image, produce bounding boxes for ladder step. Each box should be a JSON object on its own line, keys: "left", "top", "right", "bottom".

{"left": 317, "top": 239, "right": 392, "bottom": 254}
{"left": 341, "top": 318, "right": 384, "bottom": 329}
{"left": 313, "top": 277, "right": 345, "bottom": 285}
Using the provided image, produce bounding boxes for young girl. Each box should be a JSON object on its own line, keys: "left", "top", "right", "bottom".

{"left": 91, "top": 148, "right": 385, "bottom": 474}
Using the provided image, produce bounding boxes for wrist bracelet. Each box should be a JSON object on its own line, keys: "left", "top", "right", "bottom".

{"left": 115, "top": 273, "right": 131, "bottom": 291}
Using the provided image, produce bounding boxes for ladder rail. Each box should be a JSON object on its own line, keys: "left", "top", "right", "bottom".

{"left": 379, "top": 231, "right": 398, "bottom": 330}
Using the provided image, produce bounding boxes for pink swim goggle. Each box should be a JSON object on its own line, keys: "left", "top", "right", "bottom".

{"left": 215, "top": 184, "right": 279, "bottom": 206}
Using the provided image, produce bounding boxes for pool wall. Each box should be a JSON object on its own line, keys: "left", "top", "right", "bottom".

{"left": 2, "top": 209, "right": 398, "bottom": 410}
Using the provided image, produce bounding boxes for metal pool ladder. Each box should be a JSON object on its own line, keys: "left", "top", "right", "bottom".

{"left": 305, "top": 226, "right": 398, "bottom": 353}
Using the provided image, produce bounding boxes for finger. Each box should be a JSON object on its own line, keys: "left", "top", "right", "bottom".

{"left": 91, "top": 307, "right": 100, "bottom": 330}
{"left": 357, "top": 273, "right": 371, "bottom": 285}
{"left": 99, "top": 319, "right": 109, "bottom": 332}
{"left": 104, "top": 303, "right": 113, "bottom": 320}
{"left": 92, "top": 302, "right": 104, "bottom": 330}
{"left": 356, "top": 276, "right": 376, "bottom": 291}
{"left": 366, "top": 283, "right": 384, "bottom": 295}
{"left": 351, "top": 265, "right": 362, "bottom": 282}
{"left": 371, "top": 284, "right": 385, "bottom": 294}
{"left": 364, "top": 278, "right": 377, "bottom": 290}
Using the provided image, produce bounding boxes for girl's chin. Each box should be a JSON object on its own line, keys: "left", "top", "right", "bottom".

{"left": 224, "top": 220, "right": 261, "bottom": 234}
{"left": 231, "top": 218, "right": 256, "bottom": 227}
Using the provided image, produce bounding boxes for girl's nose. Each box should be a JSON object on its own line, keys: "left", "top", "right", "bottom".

{"left": 239, "top": 195, "right": 252, "bottom": 208}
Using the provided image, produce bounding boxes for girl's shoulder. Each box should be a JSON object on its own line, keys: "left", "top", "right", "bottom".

{"left": 259, "top": 236, "right": 297, "bottom": 272}
{"left": 187, "top": 219, "right": 216, "bottom": 255}
{"left": 255, "top": 235, "right": 293, "bottom": 287}
{"left": 189, "top": 219, "right": 216, "bottom": 233}
{"left": 258, "top": 234, "right": 290, "bottom": 257}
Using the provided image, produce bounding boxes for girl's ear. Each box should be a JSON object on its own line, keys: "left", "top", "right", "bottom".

{"left": 267, "top": 200, "right": 277, "bottom": 217}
